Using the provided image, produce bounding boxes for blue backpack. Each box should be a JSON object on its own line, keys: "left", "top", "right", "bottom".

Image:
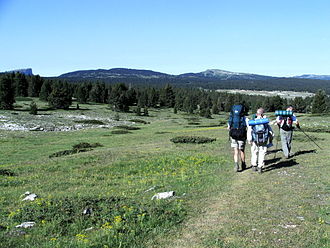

{"left": 252, "top": 120, "right": 269, "bottom": 145}
{"left": 228, "top": 105, "right": 247, "bottom": 140}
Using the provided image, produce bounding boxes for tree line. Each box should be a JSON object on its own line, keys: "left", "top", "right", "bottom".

{"left": 0, "top": 72, "right": 329, "bottom": 116}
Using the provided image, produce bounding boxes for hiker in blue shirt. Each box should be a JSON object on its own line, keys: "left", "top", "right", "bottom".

{"left": 228, "top": 104, "right": 249, "bottom": 172}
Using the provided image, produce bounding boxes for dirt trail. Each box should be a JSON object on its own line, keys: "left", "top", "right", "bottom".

{"left": 161, "top": 170, "right": 255, "bottom": 248}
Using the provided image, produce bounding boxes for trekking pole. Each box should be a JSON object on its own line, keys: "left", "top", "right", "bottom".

{"left": 297, "top": 127, "right": 323, "bottom": 150}
{"left": 273, "top": 125, "right": 280, "bottom": 159}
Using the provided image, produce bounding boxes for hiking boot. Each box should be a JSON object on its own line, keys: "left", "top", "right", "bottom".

{"left": 252, "top": 166, "right": 257, "bottom": 172}
{"left": 257, "top": 167, "right": 262, "bottom": 174}
{"left": 234, "top": 163, "right": 239, "bottom": 172}
{"left": 241, "top": 162, "right": 246, "bottom": 171}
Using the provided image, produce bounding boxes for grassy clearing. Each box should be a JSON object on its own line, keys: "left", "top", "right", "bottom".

{"left": 0, "top": 100, "right": 329, "bottom": 247}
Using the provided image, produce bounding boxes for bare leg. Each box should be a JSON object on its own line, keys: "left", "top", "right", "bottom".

{"left": 239, "top": 149, "right": 245, "bottom": 163}
{"left": 234, "top": 148, "right": 239, "bottom": 163}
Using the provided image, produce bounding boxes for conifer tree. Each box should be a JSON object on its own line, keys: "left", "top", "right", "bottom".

{"left": 211, "top": 103, "right": 219, "bottom": 115}
{"left": 159, "top": 84, "right": 175, "bottom": 107}
{"left": 28, "top": 75, "right": 43, "bottom": 97}
{"left": 312, "top": 90, "right": 328, "bottom": 113}
{"left": 199, "top": 99, "right": 212, "bottom": 118}
{"left": 89, "top": 83, "right": 104, "bottom": 103}
{"left": 109, "top": 83, "right": 130, "bottom": 112}
{"left": 147, "top": 87, "right": 159, "bottom": 107}
{"left": 29, "top": 101, "right": 38, "bottom": 115}
{"left": 14, "top": 73, "right": 28, "bottom": 97}
{"left": 39, "top": 80, "right": 52, "bottom": 101}
{"left": 0, "top": 75, "right": 15, "bottom": 109}
{"left": 76, "top": 83, "right": 89, "bottom": 104}
{"left": 48, "top": 81, "right": 72, "bottom": 109}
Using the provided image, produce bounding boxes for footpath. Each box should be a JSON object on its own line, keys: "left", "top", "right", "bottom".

{"left": 154, "top": 140, "right": 329, "bottom": 248}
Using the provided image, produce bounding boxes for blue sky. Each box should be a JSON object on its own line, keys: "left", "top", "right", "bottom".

{"left": 0, "top": 0, "right": 329, "bottom": 77}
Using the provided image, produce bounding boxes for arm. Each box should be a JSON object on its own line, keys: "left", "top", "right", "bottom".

{"left": 292, "top": 115, "right": 299, "bottom": 128}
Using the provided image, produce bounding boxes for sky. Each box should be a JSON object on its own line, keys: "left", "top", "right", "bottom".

{"left": 0, "top": 0, "right": 330, "bottom": 77}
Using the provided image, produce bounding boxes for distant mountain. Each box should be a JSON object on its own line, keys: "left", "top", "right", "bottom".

{"left": 293, "top": 74, "right": 330, "bottom": 80}
{"left": 179, "top": 69, "right": 273, "bottom": 80}
{"left": 4, "top": 68, "right": 33, "bottom": 75}
{"left": 59, "top": 68, "right": 276, "bottom": 81}
{"left": 59, "top": 68, "right": 172, "bottom": 79}
{"left": 57, "top": 67, "right": 330, "bottom": 94}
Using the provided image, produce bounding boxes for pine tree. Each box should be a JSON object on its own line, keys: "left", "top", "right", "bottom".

{"left": 28, "top": 75, "right": 43, "bottom": 97}
{"left": 312, "top": 90, "right": 328, "bottom": 113}
{"left": 199, "top": 99, "right": 212, "bottom": 118}
{"left": 14, "top": 73, "right": 28, "bottom": 97}
{"left": 89, "top": 83, "right": 105, "bottom": 103}
{"left": 48, "top": 81, "right": 72, "bottom": 109}
{"left": 147, "top": 87, "right": 159, "bottom": 107}
{"left": 291, "top": 97, "right": 307, "bottom": 113}
{"left": 211, "top": 103, "right": 219, "bottom": 115}
{"left": 29, "top": 101, "right": 38, "bottom": 115}
{"left": 109, "top": 83, "right": 130, "bottom": 112}
{"left": 76, "top": 83, "right": 89, "bottom": 104}
{"left": 39, "top": 80, "right": 52, "bottom": 101}
{"left": 0, "top": 75, "right": 15, "bottom": 109}
{"left": 159, "top": 84, "right": 175, "bottom": 107}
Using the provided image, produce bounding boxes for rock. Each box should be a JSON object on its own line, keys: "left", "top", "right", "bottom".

{"left": 83, "top": 208, "right": 93, "bottom": 215}
{"left": 30, "top": 126, "right": 44, "bottom": 131}
{"left": 151, "top": 191, "right": 175, "bottom": 200}
{"left": 22, "top": 193, "right": 38, "bottom": 201}
{"left": 15, "top": 222, "right": 36, "bottom": 228}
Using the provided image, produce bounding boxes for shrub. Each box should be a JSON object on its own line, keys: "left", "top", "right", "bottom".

{"left": 72, "top": 142, "right": 102, "bottom": 151}
{"left": 0, "top": 168, "right": 16, "bottom": 176}
{"left": 29, "top": 101, "right": 38, "bottom": 115}
{"left": 170, "top": 136, "right": 216, "bottom": 144}
{"left": 111, "top": 130, "right": 131, "bottom": 134}
{"left": 129, "top": 119, "right": 149, "bottom": 124}
{"left": 115, "top": 125, "right": 140, "bottom": 130}
{"left": 49, "top": 142, "right": 103, "bottom": 158}
{"left": 74, "top": 119, "right": 105, "bottom": 125}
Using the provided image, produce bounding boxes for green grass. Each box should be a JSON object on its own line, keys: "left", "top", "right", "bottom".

{"left": 0, "top": 100, "right": 329, "bottom": 247}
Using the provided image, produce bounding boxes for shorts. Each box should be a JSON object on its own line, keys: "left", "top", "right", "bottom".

{"left": 231, "top": 138, "right": 246, "bottom": 150}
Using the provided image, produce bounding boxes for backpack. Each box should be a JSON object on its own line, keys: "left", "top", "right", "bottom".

{"left": 228, "top": 105, "right": 247, "bottom": 140}
{"left": 280, "top": 116, "right": 293, "bottom": 131}
{"left": 252, "top": 120, "right": 269, "bottom": 145}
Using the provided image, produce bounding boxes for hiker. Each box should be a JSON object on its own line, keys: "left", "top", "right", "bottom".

{"left": 276, "top": 106, "right": 300, "bottom": 158}
{"left": 247, "top": 108, "right": 274, "bottom": 173}
{"left": 228, "top": 104, "right": 249, "bottom": 172}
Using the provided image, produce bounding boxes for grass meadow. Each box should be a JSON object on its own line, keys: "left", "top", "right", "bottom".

{"left": 0, "top": 99, "right": 329, "bottom": 247}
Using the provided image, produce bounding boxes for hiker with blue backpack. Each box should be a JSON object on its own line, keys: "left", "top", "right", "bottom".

{"left": 228, "top": 104, "right": 249, "bottom": 172}
{"left": 247, "top": 108, "right": 274, "bottom": 173}
{"left": 276, "top": 106, "right": 300, "bottom": 159}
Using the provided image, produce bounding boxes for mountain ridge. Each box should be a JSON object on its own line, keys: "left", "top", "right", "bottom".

{"left": 59, "top": 68, "right": 277, "bottom": 80}
{"left": 59, "top": 67, "right": 330, "bottom": 81}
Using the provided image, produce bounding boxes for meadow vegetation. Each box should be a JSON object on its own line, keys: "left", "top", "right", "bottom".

{"left": 0, "top": 99, "right": 329, "bottom": 247}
